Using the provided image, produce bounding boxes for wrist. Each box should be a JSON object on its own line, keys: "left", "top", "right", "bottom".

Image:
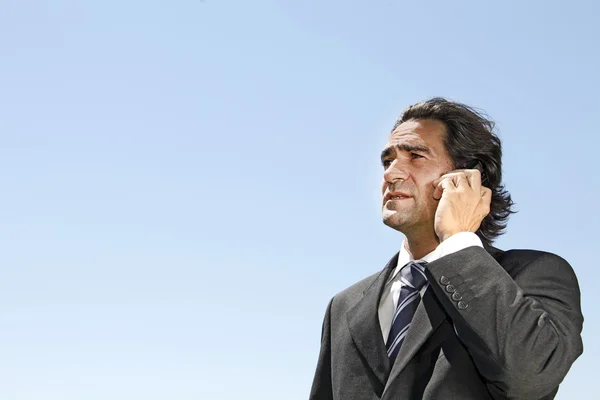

{"left": 439, "top": 230, "right": 461, "bottom": 243}
{"left": 435, "top": 231, "right": 484, "bottom": 258}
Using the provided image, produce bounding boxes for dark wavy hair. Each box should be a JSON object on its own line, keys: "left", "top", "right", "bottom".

{"left": 392, "top": 97, "right": 515, "bottom": 246}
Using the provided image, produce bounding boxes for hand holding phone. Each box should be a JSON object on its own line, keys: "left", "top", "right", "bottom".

{"left": 431, "top": 164, "right": 492, "bottom": 243}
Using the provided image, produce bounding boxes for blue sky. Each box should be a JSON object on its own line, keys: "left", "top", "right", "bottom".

{"left": 1, "top": 0, "right": 598, "bottom": 399}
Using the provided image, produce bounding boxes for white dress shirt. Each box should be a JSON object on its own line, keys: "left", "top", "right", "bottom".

{"left": 378, "top": 232, "right": 484, "bottom": 340}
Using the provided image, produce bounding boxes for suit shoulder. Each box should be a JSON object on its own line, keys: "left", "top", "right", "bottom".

{"left": 499, "top": 248, "right": 569, "bottom": 265}
{"left": 335, "top": 269, "right": 382, "bottom": 298}
{"left": 325, "top": 252, "right": 399, "bottom": 313}
{"left": 498, "top": 248, "right": 578, "bottom": 280}
{"left": 329, "top": 269, "right": 386, "bottom": 310}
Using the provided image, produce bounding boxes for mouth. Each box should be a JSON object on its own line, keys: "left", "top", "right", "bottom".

{"left": 385, "top": 192, "right": 412, "bottom": 202}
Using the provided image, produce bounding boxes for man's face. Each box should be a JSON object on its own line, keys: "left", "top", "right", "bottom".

{"left": 381, "top": 119, "right": 454, "bottom": 236}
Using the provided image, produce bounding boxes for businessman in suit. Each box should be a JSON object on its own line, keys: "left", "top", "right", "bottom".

{"left": 309, "top": 98, "right": 583, "bottom": 399}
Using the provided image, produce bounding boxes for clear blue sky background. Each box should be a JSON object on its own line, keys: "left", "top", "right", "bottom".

{"left": 1, "top": 1, "right": 598, "bottom": 399}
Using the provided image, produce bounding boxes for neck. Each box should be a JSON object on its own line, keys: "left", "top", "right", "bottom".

{"left": 403, "top": 229, "right": 440, "bottom": 260}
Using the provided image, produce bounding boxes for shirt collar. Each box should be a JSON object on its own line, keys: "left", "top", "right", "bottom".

{"left": 390, "top": 238, "right": 443, "bottom": 281}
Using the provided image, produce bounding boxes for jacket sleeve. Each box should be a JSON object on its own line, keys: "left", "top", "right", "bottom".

{"left": 309, "top": 298, "right": 334, "bottom": 400}
{"left": 424, "top": 246, "right": 584, "bottom": 399}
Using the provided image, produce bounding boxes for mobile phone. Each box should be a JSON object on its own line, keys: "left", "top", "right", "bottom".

{"left": 466, "top": 160, "right": 488, "bottom": 185}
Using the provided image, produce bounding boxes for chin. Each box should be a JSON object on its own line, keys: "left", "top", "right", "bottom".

{"left": 382, "top": 212, "right": 405, "bottom": 231}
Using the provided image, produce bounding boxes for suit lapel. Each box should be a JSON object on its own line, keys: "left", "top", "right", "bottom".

{"left": 346, "top": 253, "right": 398, "bottom": 392}
{"left": 382, "top": 288, "right": 447, "bottom": 396}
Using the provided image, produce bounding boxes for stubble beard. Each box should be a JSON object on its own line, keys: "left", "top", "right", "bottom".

{"left": 382, "top": 206, "right": 413, "bottom": 233}
{"left": 381, "top": 200, "right": 432, "bottom": 237}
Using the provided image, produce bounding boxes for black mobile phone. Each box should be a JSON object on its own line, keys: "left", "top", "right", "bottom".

{"left": 466, "top": 160, "right": 488, "bottom": 185}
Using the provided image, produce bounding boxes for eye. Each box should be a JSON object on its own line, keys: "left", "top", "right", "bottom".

{"left": 410, "top": 153, "right": 424, "bottom": 159}
{"left": 382, "top": 159, "right": 392, "bottom": 168}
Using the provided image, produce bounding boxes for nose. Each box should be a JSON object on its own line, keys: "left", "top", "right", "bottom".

{"left": 383, "top": 158, "right": 409, "bottom": 184}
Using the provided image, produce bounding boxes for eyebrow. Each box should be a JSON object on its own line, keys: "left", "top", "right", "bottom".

{"left": 380, "top": 143, "right": 432, "bottom": 162}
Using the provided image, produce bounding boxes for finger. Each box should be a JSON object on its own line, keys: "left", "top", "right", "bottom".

{"left": 466, "top": 168, "right": 482, "bottom": 188}
{"left": 432, "top": 172, "right": 460, "bottom": 188}
{"left": 433, "top": 169, "right": 481, "bottom": 189}
{"left": 435, "top": 171, "right": 472, "bottom": 189}
{"left": 483, "top": 187, "right": 492, "bottom": 200}
{"left": 480, "top": 188, "right": 492, "bottom": 213}
{"left": 432, "top": 177, "right": 456, "bottom": 200}
{"left": 455, "top": 173, "right": 470, "bottom": 189}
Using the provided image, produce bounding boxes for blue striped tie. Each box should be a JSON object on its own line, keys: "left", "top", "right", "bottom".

{"left": 385, "top": 260, "right": 428, "bottom": 364}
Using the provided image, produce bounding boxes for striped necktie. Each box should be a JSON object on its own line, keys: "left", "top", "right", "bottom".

{"left": 385, "top": 260, "right": 428, "bottom": 364}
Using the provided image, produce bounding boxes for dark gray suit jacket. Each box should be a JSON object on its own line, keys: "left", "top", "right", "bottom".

{"left": 309, "top": 245, "right": 583, "bottom": 399}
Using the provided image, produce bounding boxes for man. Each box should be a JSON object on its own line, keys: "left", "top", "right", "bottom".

{"left": 309, "top": 98, "right": 583, "bottom": 399}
